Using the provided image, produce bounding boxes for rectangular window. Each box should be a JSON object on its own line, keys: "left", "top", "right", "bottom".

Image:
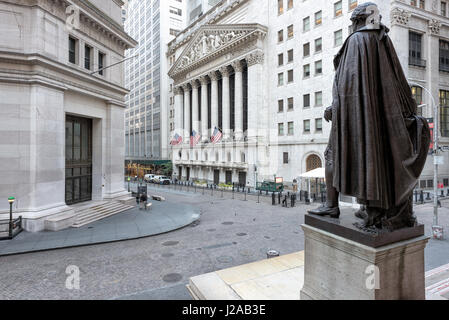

{"left": 288, "top": 97, "right": 294, "bottom": 111}
{"left": 316, "top": 118, "right": 323, "bottom": 132}
{"left": 315, "top": 60, "right": 323, "bottom": 75}
{"left": 278, "top": 30, "right": 284, "bottom": 42}
{"left": 442, "top": 2, "right": 447, "bottom": 16}
{"left": 287, "top": 69, "right": 294, "bottom": 83}
{"left": 303, "top": 17, "right": 310, "bottom": 32}
{"left": 304, "top": 120, "right": 311, "bottom": 133}
{"left": 283, "top": 152, "right": 289, "bottom": 164}
{"left": 288, "top": 49, "right": 294, "bottom": 63}
{"left": 315, "top": 91, "right": 323, "bottom": 106}
{"left": 440, "top": 90, "right": 449, "bottom": 137}
{"left": 288, "top": 0, "right": 293, "bottom": 10}
{"left": 304, "top": 94, "right": 311, "bottom": 108}
{"left": 334, "top": 29, "right": 343, "bottom": 46}
{"left": 288, "top": 122, "right": 294, "bottom": 135}
{"left": 98, "top": 52, "right": 105, "bottom": 76}
{"left": 334, "top": 1, "right": 343, "bottom": 17}
{"left": 440, "top": 40, "right": 449, "bottom": 72}
{"left": 349, "top": 0, "right": 358, "bottom": 11}
{"left": 412, "top": 86, "right": 424, "bottom": 116}
{"left": 278, "top": 73, "right": 284, "bottom": 86}
{"left": 409, "top": 32, "right": 425, "bottom": 67}
{"left": 315, "top": 11, "right": 322, "bottom": 26}
{"left": 303, "top": 43, "right": 310, "bottom": 57}
{"left": 287, "top": 24, "right": 294, "bottom": 39}
{"left": 278, "top": 99, "right": 284, "bottom": 112}
{"left": 315, "top": 38, "right": 322, "bottom": 52}
{"left": 304, "top": 64, "right": 310, "bottom": 78}
{"left": 278, "top": 0, "right": 284, "bottom": 15}
{"left": 69, "top": 36, "right": 77, "bottom": 64}
{"left": 278, "top": 53, "right": 284, "bottom": 66}
{"left": 84, "top": 45, "right": 92, "bottom": 70}
{"left": 278, "top": 123, "right": 285, "bottom": 136}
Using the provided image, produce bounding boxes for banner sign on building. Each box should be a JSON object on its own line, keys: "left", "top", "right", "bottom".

{"left": 427, "top": 118, "right": 434, "bottom": 153}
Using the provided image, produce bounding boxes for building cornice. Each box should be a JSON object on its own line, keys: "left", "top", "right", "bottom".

{"left": 392, "top": 0, "right": 449, "bottom": 30}
{"left": 0, "top": 51, "right": 129, "bottom": 102}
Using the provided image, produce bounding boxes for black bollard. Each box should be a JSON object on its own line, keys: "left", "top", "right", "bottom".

{"left": 291, "top": 194, "right": 295, "bottom": 207}
{"left": 426, "top": 192, "right": 431, "bottom": 201}
{"left": 420, "top": 190, "right": 424, "bottom": 204}
{"left": 278, "top": 192, "right": 281, "bottom": 204}
{"left": 272, "top": 192, "right": 276, "bottom": 205}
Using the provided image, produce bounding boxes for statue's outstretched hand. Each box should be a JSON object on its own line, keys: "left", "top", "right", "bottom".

{"left": 324, "top": 106, "right": 333, "bottom": 122}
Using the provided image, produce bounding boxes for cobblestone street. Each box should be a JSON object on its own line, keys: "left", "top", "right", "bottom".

{"left": 0, "top": 186, "right": 447, "bottom": 300}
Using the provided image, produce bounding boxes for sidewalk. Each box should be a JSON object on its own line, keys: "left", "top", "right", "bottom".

{"left": 0, "top": 199, "right": 200, "bottom": 257}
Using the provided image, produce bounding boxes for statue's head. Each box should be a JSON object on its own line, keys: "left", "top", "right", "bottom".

{"left": 350, "top": 2, "right": 382, "bottom": 32}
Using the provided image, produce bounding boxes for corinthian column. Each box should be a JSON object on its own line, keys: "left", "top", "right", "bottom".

{"left": 233, "top": 60, "right": 244, "bottom": 141}
{"left": 220, "top": 66, "right": 231, "bottom": 141}
{"left": 246, "top": 51, "right": 265, "bottom": 140}
{"left": 200, "top": 76, "right": 209, "bottom": 142}
{"left": 191, "top": 80, "right": 200, "bottom": 135}
{"left": 182, "top": 83, "right": 191, "bottom": 143}
{"left": 209, "top": 71, "right": 219, "bottom": 138}
{"left": 174, "top": 86, "right": 184, "bottom": 135}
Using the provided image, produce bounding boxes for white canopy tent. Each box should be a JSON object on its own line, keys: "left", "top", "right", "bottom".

{"left": 298, "top": 168, "right": 325, "bottom": 200}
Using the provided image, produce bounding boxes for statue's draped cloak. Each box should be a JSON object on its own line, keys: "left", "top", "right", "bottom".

{"left": 330, "top": 28, "right": 430, "bottom": 210}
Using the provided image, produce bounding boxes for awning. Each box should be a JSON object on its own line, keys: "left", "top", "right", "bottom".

{"left": 299, "top": 168, "right": 325, "bottom": 179}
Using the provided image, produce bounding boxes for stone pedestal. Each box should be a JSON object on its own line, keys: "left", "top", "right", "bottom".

{"left": 300, "top": 211, "right": 429, "bottom": 300}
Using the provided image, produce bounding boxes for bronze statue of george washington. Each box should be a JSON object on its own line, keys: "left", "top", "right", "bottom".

{"left": 308, "top": 3, "right": 431, "bottom": 231}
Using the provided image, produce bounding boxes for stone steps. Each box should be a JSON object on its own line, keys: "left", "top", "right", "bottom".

{"left": 71, "top": 202, "right": 134, "bottom": 228}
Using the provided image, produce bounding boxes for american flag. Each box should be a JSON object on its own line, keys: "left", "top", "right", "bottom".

{"left": 170, "top": 133, "right": 183, "bottom": 146}
{"left": 210, "top": 127, "right": 223, "bottom": 144}
{"left": 190, "top": 130, "right": 201, "bottom": 147}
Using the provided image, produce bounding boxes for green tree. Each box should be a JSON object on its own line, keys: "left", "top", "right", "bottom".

{"left": 161, "top": 162, "right": 173, "bottom": 177}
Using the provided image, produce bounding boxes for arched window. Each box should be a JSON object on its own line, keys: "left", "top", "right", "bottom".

{"left": 215, "top": 152, "right": 219, "bottom": 162}
{"left": 178, "top": 151, "right": 182, "bottom": 160}
{"left": 227, "top": 152, "right": 232, "bottom": 162}
{"left": 306, "top": 154, "right": 322, "bottom": 172}
{"left": 241, "top": 152, "right": 246, "bottom": 163}
{"left": 204, "top": 152, "right": 208, "bottom": 161}
{"left": 195, "top": 152, "right": 199, "bottom": 161}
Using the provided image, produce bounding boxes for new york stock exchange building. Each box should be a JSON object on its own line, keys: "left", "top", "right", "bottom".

{"left": 167, "top": 0, "right": 334, "bottom": 188}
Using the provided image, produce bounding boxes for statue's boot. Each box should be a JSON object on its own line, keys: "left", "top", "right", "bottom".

{"left": 355, "top": 206, "right": 367, "bottom": 220}
{"left": 308, "top": 205, "right": 340, "bottom": 218}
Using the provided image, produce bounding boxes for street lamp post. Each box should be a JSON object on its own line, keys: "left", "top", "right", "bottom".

{"left": 8, "top": 197, "right": 15, "bottom": 238}
{"left": 410, "top": 82, "right": 443, "bottom": 239}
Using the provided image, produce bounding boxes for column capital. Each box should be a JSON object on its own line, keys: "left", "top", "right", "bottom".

{"left": 199, "top": 75, "right": 209, "bottom": 86}
{"left": 428, "top": 19, "right": 441, "bottom": 35}
{"left": 190, "top": 79, "right": 200, "bottom": 89}
{"left": 390, "top": 7, "right": 411, "bottom": 27}
{"left": 232, "top": 60, "right": 244, "bottom": 73}
{"left": 208, "top": 71, "right": 219, "bottom": 81}
{"left": 174, "top": 86, "right": 183, "bottom": 95}
{"left": 182, "top": 83, "right": 191, "bottom": 91}
{"left": 246, "top": 51, "right": 264, "bottom": 67}
{"left": 219, "top": 66, "right": 231, "bottom": 77}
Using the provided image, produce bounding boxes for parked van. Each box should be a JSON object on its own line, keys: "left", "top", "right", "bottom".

{"left": 144, "top": 174, "right": 155, "bottom": 182}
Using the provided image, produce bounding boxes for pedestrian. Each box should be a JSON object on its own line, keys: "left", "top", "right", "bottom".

{"left": 140, "top": 193, "right": 148, "bottom": 210}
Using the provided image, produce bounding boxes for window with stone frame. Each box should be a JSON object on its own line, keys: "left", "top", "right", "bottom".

{"left": 439, "top": 89, "right": 449, "bottom": 137}
{"left": 288, "top": 49, "right": 294, "bottom": 63}
{"left": 303, "top": 42, "right": 310, "bottom": 57}
{"left": 349, "top": 0, "right": 358, "bottom": 11}
{"left": 304, "top": 120, "right": 311, "bottom": 133}
{"left": 287, "top": 69, "right": 294, "bottom": 83}
{"left": 411, "top": 86, "right": 424, "bottom": 116}
{"left": 278, "top": 29, "right": 284, "bottom": 42}
{"left": 278, "top": 99, "right": 284, "bottom": 112}
{"left": 334, "top": 1, "right": 343, "bottom": 17}
{"left": 315, "top": 118, "right": 323, "bottom": 132}
{"left": 69, "top": 36, "right": 78, "bottom": 64}
{"left": 303, "top": 94, "right": 311, "bottom": 108}
{"left": 278, "top": 0, "right": 284, "bottom": 15}
{"left": 315, "top": 38, "right": 322, "bottom": 52}
{"left": 303, "top": 64, "right": 310, "bottom": 78}
{"left": 315, "top": 60, "right": 323, "bottom": 75}
{"left": 278, "top": 53, "right": 284, "bottom": 66}
{"left": 334, "top": 29, "right": 343, "bottom": 47}
{"left": 315, "top": 11, "right": 322, "bottom": 26}
{"left": 442, "top": 1, "right": 447, "bottom": 16}
{"left": 440, "top": 40, "right": 449, "bottom": 72}
{"left": 287, "top": 24, "right": 294, "bottom": 39}
{"left": 288, "top": 121, "right": 294, "bottom": 135}
{"left": 288, "top": 0, "right": 293, "bottom": 10}
{"left": 315, "top": 91, "right": 323, "bottom": 106}
{"left": 303, "top": 16, "right": 310, "bottom": 32}
{"left": 288, "top": 97, "right": 294, "bottom": 111}
{"left": 409, "top": 32, "right": 425, "bottom": 67}
{"left": 278, "top": 72, "right": 284, "bottom": 86}
{"left": 278, "top": 123, "right": 285, "bottom": 136}
{"left": 283, "top": 152, "right": 289, "bottom": 164}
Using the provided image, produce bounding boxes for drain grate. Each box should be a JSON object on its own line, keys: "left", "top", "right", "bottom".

{"left": 236, "top": 233, "right": 247, "bottom": 237}
{"left": 162, "top": 273, "right": 182, "bottom": 283}
{"left": 222, "top": 222, "right": 234, "bottom": 226}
